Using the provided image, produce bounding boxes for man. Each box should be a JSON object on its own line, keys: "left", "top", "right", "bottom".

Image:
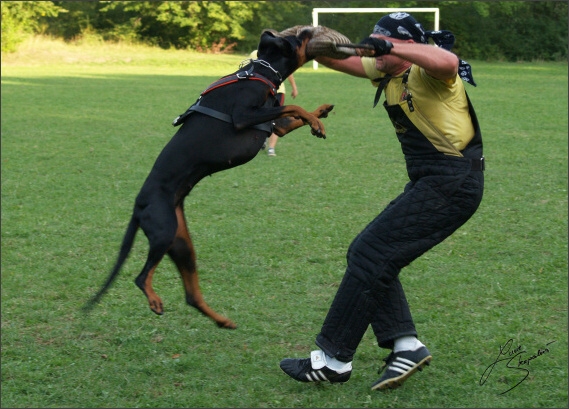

{"left": 280, "top": 12, "right": 484, "bottom": 391}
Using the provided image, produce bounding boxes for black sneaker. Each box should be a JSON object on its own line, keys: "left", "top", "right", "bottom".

{"left": 371, "top": 346, "right": 432, "bottom": 391}
{"left": 279, "top": 350, "right": 352, "bottom": 383}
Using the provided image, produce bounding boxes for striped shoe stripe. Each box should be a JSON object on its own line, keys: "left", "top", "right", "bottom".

{"left": 371, "top": 353, "right": 432, "bottom": 391}
{"left": 306, "top": 370, "right": 329, "bottom": 382}
{"left": 389, "top": 357, "right": 416, "bottom": 374}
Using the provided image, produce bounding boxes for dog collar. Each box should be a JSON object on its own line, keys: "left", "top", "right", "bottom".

{"left": 251, "top": 59, "right": 283, "bottom": 83}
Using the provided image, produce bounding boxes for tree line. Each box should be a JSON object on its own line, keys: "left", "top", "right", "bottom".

{"left": 2, "top": 1, "right": 567, "bottom": 61}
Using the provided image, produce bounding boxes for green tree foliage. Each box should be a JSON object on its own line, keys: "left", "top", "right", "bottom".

{"left": 1, "top": 1, "right": 64, "bottom": 52}
{"left": 2, "top": 0, "right": 567, "bottom": 61}
{"left": 92, "top": 1, "right": 310, "bottom": 52}
{"left": 44, "top": 1, "right": 101, "bottom": 41}
{"left": 96, "top": 1, "right": 254, "bottom": 51}
{"left": 238, "top": 1, "right": 313, "bottom": 51}
{"left": 440, "top": 1, "right": 568, "bottom": 61}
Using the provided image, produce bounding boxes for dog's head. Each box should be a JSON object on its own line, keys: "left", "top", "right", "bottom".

{"left": 256, "top": 28, "right": 311, "bottom": 77}
{"left": 256, "top": 25, "right": 354, "bottom": 78}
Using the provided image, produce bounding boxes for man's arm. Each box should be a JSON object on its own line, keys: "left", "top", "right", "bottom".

{"left": 386, "top": 41, "right": 459, "bottom": 80}
{"left": 287, "top": 74, "right": 298, "bottom": 98}
{"left": 315, "top": 55, "right": 369, "bottom": 78}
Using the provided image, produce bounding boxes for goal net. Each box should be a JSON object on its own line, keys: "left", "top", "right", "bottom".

{"left": 311, "top": 7, "right": 440, "bottom": 69}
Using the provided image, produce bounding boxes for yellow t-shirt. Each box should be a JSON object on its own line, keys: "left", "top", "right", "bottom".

{"left": 249, "top": 50, "right": 285, "bottom": 94}
{"left": 362, "top": 57, "right": 475, "bottom": 155}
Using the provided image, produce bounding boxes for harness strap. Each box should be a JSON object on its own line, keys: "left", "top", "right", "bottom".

{"left": 178, "top": 99, "right": 273, "bottom": 133}
{"left": 188, "top": 103, "right": 232, "bottom": 123}
{"left": 172, "top": 64, "right": 279, "bottom": 132}
{"left": 202, "top": 72, "right": 278, "bottom": 97}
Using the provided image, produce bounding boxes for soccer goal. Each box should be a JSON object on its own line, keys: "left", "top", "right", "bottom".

{"left": 311, "top": 7, "right": 440, "bottom": 69}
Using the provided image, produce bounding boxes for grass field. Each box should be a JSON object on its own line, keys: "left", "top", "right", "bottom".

{"left": 2, "top": 37, "right": 567, "bottom": 408}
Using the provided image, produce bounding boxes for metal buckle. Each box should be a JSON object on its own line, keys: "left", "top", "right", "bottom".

{"left": 471, "top": 156, "right": 485, "bottom": 171}
{"left": 235, "top": 71, "right": 250, "bottom": 79}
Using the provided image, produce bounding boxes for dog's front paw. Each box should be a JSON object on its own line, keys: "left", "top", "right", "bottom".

{"left": 315, "top": 104, "right": 335, "bottom": 119}
{"left": 311, "top": 127, "right": 327, "bottom": 139}
{"left": 310, "top": 118, "right": 327, "bottom": 139}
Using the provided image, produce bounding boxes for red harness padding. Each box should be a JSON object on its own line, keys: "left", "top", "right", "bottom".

{"left": 201, "top": 71, "right": 278, "bottom": 97}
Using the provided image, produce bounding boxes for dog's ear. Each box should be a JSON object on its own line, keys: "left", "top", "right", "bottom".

{"left": 262, "top": 29, "right": 279, "bottom": 37}
{"left": 258, "top": 30, "right": 296, "bottom": 58}
{"left": 260, "top": 29, "right": 279, "bottom": 42}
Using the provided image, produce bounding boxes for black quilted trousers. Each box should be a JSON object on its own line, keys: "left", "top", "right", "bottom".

{"left": 315, "top": 155, "right": 484, "bottom": 362}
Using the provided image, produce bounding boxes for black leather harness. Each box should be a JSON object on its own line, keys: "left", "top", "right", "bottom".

{"left": 172, "top": 60, "right": 280, "bottom": 133}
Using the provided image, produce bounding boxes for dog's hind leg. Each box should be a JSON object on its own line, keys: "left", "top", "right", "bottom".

{"left": 134, "top": 201, "right": 179, "bottom": 315}
{"left": 135, "top": 260, "right": 166, "bottom": 315}
{"left": 168, "top": 205, "right": 237, "bottom": 329}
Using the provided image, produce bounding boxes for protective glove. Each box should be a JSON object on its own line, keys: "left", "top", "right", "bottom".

{"left": 358, "top": 37, "right": 393, "bottom": 57}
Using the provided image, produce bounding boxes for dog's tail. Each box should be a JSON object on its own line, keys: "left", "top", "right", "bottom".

{"left": 81, "top": 216, "right": 139, "bottom": 313}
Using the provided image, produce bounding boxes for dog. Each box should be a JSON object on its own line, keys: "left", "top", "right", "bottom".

{"left": 83, "top": 26, "right": 360, "bottom": 329}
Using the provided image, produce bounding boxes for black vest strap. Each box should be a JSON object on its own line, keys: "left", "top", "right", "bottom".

{"left": 373, "top": 75, "right": 392, "bottom": 108}
{"left": 372, "top": 67, "right": 414, "bottom": 108}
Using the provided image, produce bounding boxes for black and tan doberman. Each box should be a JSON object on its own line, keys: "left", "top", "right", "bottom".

{"left": 82, "top": 26, "right": 363, "bottom": 328}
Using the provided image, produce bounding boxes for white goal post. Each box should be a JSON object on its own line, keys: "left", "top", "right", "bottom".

{"left": 312, "top": 7, "right": 439, "bottom": 69}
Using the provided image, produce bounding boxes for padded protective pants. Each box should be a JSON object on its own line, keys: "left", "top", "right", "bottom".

{"left": 315, "top": 155, "right": 484, "bottom": 362}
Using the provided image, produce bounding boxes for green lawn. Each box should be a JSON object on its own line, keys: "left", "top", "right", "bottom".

{"left": 1, "top": 37, "right": 567, "bottom": 408}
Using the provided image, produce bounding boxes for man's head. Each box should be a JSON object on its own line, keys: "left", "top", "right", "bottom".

{"left": 372, "top": 12, "right": 427, "bottom": 44}
{"left": 357, "top": 13, "right": 426, "bottom": 74}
